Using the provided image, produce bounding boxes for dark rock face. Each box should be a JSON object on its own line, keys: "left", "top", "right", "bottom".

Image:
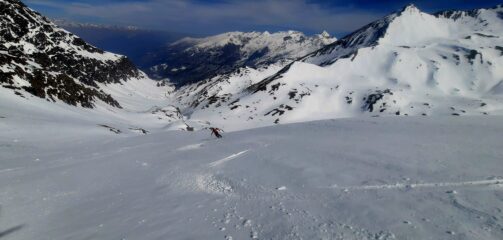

{"left": 362, "top": 89, "right": 393, "bottom": 112}
{"left": 434, "top": 9, "right": 481, "bottom": 20}
{"left": 0, "top": 0, "right": 142, "bottom": 108}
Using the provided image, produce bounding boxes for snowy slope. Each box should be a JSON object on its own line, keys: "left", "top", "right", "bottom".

{"left": 1, "top": 115, "right": 503, "bottom": 240}
{"left": 174, "top": 64, "right": 285, "bottom": 113}
{"left": 147, "top": 30, "right": 336, "bottom": 85}
{"left": 182, "top": 4, "right": 503, "bottom": 130}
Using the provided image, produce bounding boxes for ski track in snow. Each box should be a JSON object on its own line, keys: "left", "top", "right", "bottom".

{"left": 208, "top": 150, "right": 250, "bottom": 167}
{"left": 328, "top": 179, "right": 503, "bottom": 191}
{"left": 0, "top": 168, "right": 23, "bottom": 174}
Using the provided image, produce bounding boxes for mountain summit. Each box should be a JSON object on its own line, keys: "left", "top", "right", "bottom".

{"left": 400, "top": 4, "right": 420, "bottom": 14}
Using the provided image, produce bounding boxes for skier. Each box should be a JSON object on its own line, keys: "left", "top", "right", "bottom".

{"left": 209, "top": 127, "right": 224, "bottom": 138}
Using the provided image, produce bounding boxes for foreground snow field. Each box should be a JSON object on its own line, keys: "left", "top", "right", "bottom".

{"left": 1, "top": 114, "right": 503, "bottom": 239}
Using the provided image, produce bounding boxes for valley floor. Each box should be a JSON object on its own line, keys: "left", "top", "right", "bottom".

{"left": 1, "top": 116, "right": 503, "bottom": 239}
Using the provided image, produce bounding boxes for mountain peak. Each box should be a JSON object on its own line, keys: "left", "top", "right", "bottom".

{"left": 320, "top": 31, "right": 331, "bottom": 38}
{"left": 399, "top": 4, "right": 421, "bottom": 14}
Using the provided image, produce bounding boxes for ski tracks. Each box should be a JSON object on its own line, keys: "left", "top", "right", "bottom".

{"left": 327, "top": 178, "right": 503, "bottom": 191}
{"left": 208, "top": 150, "right": 250, "bottom": 168}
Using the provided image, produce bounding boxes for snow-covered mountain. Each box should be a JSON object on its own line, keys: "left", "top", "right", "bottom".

{"left": 180, "top": 4, "right": 503, "bottom": 130}
{"left": 147, "top": 31, "right": 336, "bottom": 85}
{"left": 0, "top": 0, "right": 171, "bottom": 109}
{"left": 5, "top": 1, "right": 502, "bottom": 132}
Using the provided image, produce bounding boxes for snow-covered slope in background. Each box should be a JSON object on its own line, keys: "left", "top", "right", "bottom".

{"left": 174, "top": 64, "right": 285, "bottom": 113}
{"left": 147, "top": 30, "right": 336, "bottom": 85}
{"left": 182, "top": 4, "right": 503, "bottom": 130}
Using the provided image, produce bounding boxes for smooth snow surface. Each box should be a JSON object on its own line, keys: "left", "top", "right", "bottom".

{"left": 1, "top": 113, "right": 503, "bottom": 239}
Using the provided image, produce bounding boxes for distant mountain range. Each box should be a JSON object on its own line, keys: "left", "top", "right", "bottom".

{"left": 147, "top": 31, "right": 336, "bottom": 86}
{"left": 51, "top": 19, "right": 337, "bottom": 87}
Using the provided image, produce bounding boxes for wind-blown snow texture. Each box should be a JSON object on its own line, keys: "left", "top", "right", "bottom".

{"left": 1, "top": 109, "right": 503, "bottom": 239}
{"left": 178, "top": 4, "right": 503, "bottom": 130}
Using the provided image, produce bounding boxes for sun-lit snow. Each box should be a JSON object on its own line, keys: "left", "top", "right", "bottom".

{"left": 1, "top": 105, "right": 503, "bottom": 239}
{"left": 174, "top": 31, "right": 336, "bottom": 63}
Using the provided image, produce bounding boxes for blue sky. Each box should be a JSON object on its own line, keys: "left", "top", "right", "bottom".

{"left": 25, "top": 0, "right": 502, "bottom": 36}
